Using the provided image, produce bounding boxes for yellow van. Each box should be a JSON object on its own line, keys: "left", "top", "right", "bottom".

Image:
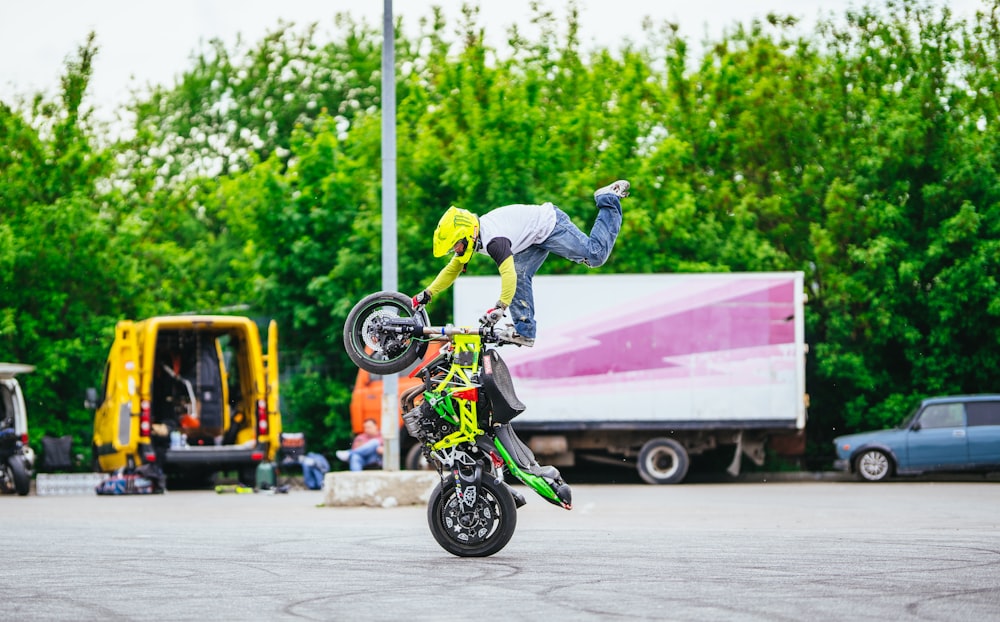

{"left": 88, "top": 315, "right": 281, "bottom": 485}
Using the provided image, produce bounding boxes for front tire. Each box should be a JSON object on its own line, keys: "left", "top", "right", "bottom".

{"left": 637, "top": 437, "right": 690, "bottom": 485}
{"left": 427, "top": 476, "right": 517, "bottom": 557}
{"left": 343, "top": 291, "right": 428, "bottom": 375}
{"left": 855, "top": 449, "right": 892, "bottom": 482}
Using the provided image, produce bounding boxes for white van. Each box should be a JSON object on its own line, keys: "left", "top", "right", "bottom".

{"left": 0, "top": 363, "right": 36, "bottom": 495}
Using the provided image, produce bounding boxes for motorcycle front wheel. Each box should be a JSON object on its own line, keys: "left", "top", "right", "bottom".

{"left": 343, "top": 291, "right": 428, "bottom": 375}
{"left": 427, "top": 476, "right": 517, "bottom": 557}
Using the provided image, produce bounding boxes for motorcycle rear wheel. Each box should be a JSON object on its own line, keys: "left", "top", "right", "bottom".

{"left": 343, "top": 291, "right": 428, "bottom": 375}
{"left": 7, "top": 456, "right": 30, "bottom": 496}
{"left": 427, "top": 476, "right": 517, "bottom": 557}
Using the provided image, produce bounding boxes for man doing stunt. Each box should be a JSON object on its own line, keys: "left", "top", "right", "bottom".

{"left": 411, "top": 180, "right": 630, "bottom": 346}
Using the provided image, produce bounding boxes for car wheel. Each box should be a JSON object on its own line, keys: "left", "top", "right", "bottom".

{"left": 855, "top": 449, "right": 892, "bottom": 482}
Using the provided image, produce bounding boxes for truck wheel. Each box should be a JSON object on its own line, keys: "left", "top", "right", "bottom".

{"left": 637, "top": 438, "right": 689, "bottom": 485}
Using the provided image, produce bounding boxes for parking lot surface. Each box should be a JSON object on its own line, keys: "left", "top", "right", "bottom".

{"left": 2, "top": 480, "right": 999, "bottom": 621}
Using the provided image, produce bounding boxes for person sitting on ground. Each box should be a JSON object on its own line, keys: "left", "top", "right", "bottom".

{"left": 335, "top": 418, "right": 384, "bottom": 471}
{"left": 410, "top": 180, "right": 630, "bottom": 347}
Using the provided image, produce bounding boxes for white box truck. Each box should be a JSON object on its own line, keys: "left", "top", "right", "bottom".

{"left": 454, "top": 272, "right": 808, "bottom": 484}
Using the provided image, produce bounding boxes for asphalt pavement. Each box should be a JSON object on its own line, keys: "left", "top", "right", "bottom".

{"left": 2, "top": 479, "right": 998, "bottom": 621}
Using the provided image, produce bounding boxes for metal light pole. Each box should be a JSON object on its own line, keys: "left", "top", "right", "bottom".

{"left": 380, "top": 0, "right": 400, "bottom": 471}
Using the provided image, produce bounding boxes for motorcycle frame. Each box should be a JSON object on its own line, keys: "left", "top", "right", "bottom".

{"left": 418, "top": 332, "right": 568, "bottom": 508}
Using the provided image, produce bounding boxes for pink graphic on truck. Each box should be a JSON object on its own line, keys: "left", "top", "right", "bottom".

{"left": 507, "top": 277, "right": 796, "bottom": 387}
{"left": 455, "top": 273, "right": 806, "bottom": 426}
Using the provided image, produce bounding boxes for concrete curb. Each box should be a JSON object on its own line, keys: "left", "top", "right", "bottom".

{"left": 320, "top": 469, "right": 1000, "bottom": 507}
{"left": 322, "top": 471, "right": 439, "bottom": 507}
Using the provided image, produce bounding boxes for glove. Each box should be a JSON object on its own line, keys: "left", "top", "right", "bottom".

{"left": 480, "top": 303, "right": 507, "bottom": 327}
{"left": 411, "top": 290, "right": 431, "bottom": 308}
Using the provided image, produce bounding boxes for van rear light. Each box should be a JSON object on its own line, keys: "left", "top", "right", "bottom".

{"left": 257, "top": 400, "right": 268, "bottom": 437}
{"left": 20, "top": 433, "right": 28, "bottom": 446}
{"left": 251, "top": 451, "right": 264, "bottom": 461}
{"left": 140, "top": 401, "right": 152, "bottom": 438}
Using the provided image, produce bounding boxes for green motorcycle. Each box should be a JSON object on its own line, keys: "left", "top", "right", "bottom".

{"left": 343, "top": 291, "right": 572, "bottom": 557}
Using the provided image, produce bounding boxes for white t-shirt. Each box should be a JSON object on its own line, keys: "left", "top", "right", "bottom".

{"left": 477, "top": 203, "right": 557, "bottom": 256}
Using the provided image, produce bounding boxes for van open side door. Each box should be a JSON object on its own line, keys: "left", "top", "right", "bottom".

{"left": 264, "top": 320, "right": 281, "bottom": 458}
{"left": 94, "top": 321, "right": 141, "bottom": 471}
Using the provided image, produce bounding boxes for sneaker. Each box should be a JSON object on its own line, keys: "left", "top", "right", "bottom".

{"left": 496, "top": 327, "right": 535, "bottom": 347}
{"left": 335, "top": 450, "right": 350, "bottom": 462}
{"left": 594, "top": 179, "right": 630, "bottom": 199}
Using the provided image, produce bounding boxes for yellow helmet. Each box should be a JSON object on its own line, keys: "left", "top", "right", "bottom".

{"left": 433, "top": 206, "right": 478, "bottom": 263}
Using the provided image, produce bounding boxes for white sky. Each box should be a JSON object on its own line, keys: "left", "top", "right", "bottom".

{"left": 0, "top": 0, "right": 986, "bottom": 123}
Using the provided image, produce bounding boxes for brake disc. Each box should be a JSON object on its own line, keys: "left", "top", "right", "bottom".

{"left": 361, "top": 307, "right": 400, "bottom": 354}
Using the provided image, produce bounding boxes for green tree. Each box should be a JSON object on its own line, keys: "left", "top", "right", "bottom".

{"left": 804, "top": 1, "right": 1000, "bottom": 442}
{"left": 6, "top": 0, "right": 1000, "bottom": 471}
{"left": 0, "top": 35, "right": 129, "bottom": 452}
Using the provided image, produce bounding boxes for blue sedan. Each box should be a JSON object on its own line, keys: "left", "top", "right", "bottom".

{"left": 833, "top": 394, "right": 1000, "bottom": 481}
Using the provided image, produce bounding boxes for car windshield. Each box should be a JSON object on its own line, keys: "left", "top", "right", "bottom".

{"left": 897, "top": 407, "right": 921, "bottom": 429}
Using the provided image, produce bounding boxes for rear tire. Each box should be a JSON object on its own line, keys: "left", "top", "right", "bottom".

{"left": 9, "top": 456, "right": 30, "bottom": 496}
{"left": 343, "top": 291, "right": 428, "bottom": 375}
{"left": 637, "top": 438, "right": 690, "bottom": 485}
{"left": 427, "top": 476, "right": 517, "bottom": 557}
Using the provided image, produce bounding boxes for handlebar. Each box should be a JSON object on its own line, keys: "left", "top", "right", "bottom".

{"left": 421, "top": 324, "right": 502, "bottom": 342}
{"left": 381, "top": 314, "right": 504, "bottom": 344}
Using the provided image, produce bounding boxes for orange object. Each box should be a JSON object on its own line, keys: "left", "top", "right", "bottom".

{"left": 349, "top": 343, "right": 440, "bottom": 434}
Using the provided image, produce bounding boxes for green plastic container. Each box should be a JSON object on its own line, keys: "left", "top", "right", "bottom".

{"left": 255, "top": 461, "right": 276, "bottom": 490}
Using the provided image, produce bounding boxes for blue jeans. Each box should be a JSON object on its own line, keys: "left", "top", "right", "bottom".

{"left": 302, "top": 453, "right": 330, "bottom": 490}
{"left": 348, "top": 439, "right": 383, "bottom": 472}
{"left": 510, "top": 194, "right": 623, "bottom": 338}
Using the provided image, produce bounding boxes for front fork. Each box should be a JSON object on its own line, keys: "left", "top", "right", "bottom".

{"left": 452, "top": 462, "right": 483, "bottom": 509}
{"left": 436, "top": 440, "right": 571, "bottom": 512}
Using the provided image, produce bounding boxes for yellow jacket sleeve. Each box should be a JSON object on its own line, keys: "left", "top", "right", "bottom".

{"left": 497, "top": 256, "right": 516, "bottom": 307}
{"left": 424, "top": 252, "right": 515, "bottom": 307}
{"left": 426, "top": 256, "right": 465, "bottom": 297}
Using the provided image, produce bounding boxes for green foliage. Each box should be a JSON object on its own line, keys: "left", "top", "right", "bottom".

{"left": 279, "top": 370, "right": 353, "bottom": 452}
{"left": 4, "top": 0, "right": 1000, "bottom": 466}
{"left": 0, "top": 36, "right": 122, "bottom": 456}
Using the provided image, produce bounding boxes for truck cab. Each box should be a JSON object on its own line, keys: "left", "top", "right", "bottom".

{"left": 88, "top": 315, "right": 281, "bottom": 486}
